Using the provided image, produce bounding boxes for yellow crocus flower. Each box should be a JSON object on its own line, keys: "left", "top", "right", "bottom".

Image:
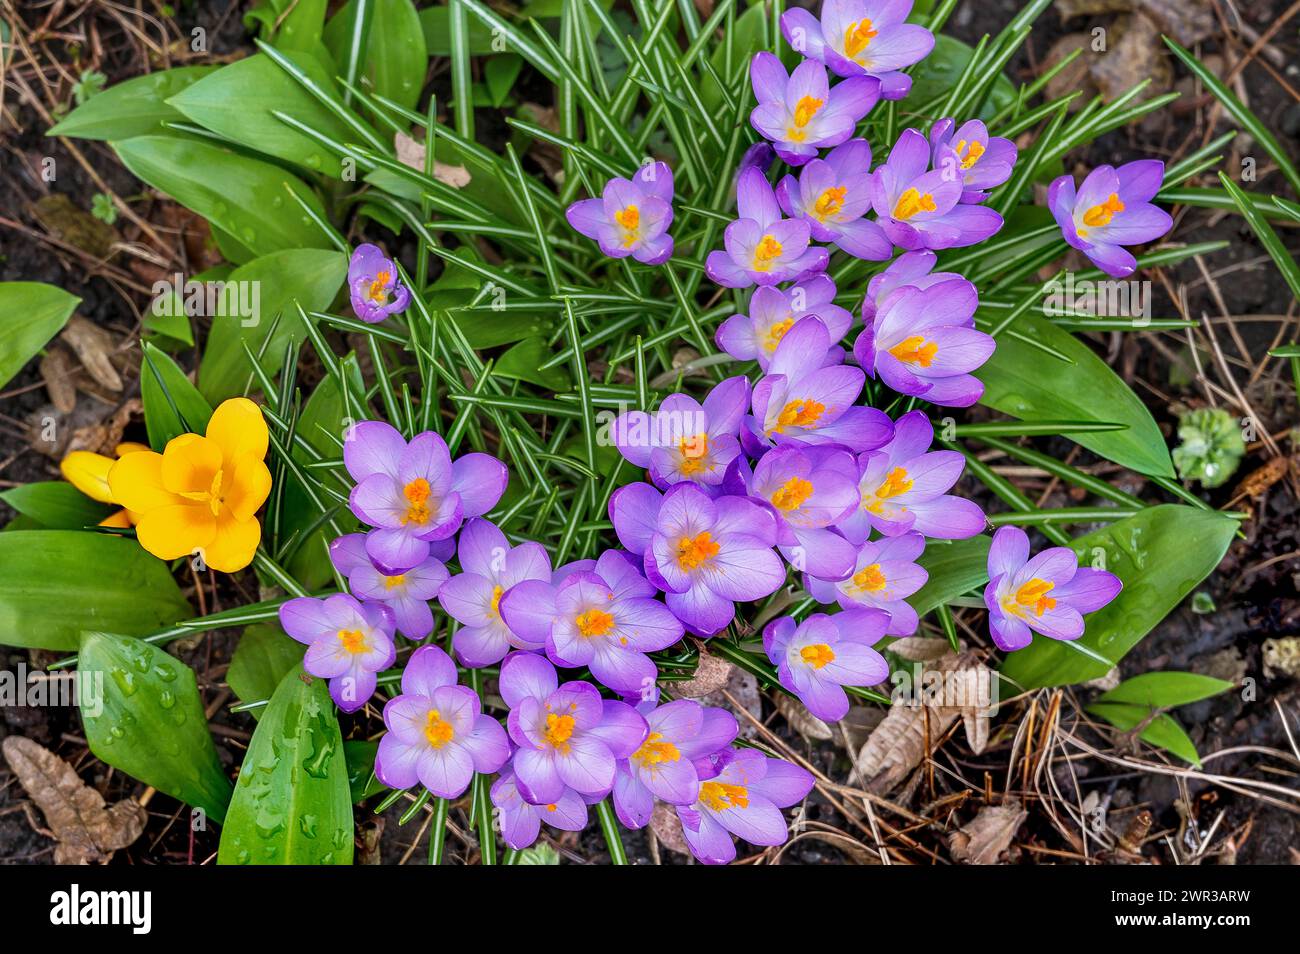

{"left": 107, "top": 398, "right": 272, "bottom": 572}
{"left": 60, "top": 442, "right": 152, "bottom": 527}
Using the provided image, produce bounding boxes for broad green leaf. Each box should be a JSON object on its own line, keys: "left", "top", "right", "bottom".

{"left": 419, "top": 3, "right": 497, "bottom": 55}
{"left": 169, "top": 51, "right": 364, "bottom": 179}
{"left": 47, "top": 66, "right": 217, "bottom": 140}
{"left": 1097, "top": 672, "right": 1233, "bottom": 709}
{"left": 141, "top": 341, "right": 215, "bottom": 449}
{"left": 977, "top": 312, "right": 1175, "bottom": 478}
{"left": 197, "top": 248, "right": 348, "bottom": 402}
{"left": 226, "top": 623, "right": 305, "bottom": 719}
{"left": 0, "top": 531, "right": 191, "bottom": 651}
{"left": 112, "top": 135, "right": 335, "bottom": 257}
{"left": 245, "top": 0, "right": 329, "bottom": 51}
{"left": 325, "top": 0, "right": 428, "bottom": 111}
{"left": 344, "top": 740, "right": 382, "bottom": 804}
{"left": 0, "top": 482, "right": 112, "bottom": 529}
{"left": 1085, "top": 702, "right": 1201, "bottom": 766}
{"left": 909, "top": 34, "right": 1017, "bottom": 121}
{"left": 218, "top": 665, "right": 353, "bottom": 865}
{"left": 142, "top": 293, "right": 195, "bottom": 346}
{"left": 485, "top": 54, "right": 523, "bottom": 106}
{"left": 79, "top": 630, "right": 233, "bottom": 822}
{"left": 494, "top": 336, "right": 572, "bottom": 390}
{"left": 1001, "top": 505, "right": 1238, "bottom": 689}
{"left": 0, "top": 282, "right": 80, "bottom": 389}
{"left": 911, "top": 535, "right": 992, "bottom": 615}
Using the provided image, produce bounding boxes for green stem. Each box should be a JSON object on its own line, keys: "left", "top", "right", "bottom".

{"left": 595, "top": 799, "right": 628, "bottom": 865}
{"left": 428, "top": 797, "right": 448, "bottom": 866}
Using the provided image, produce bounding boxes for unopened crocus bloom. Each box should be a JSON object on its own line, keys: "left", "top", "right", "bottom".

{"left": 749, "top": 316, "right": 893, "bottom": 452}
{"left": 764, "top": 610, "right": 890, "bottom": 721}
{"left": 490, "top": 767, "right": 589, "bottom": 850}
{"left": 676, "top": 747, "right": 814, "bottom": 865}
{"left": 776, "top": 138, "right": 892, "bottom": 261}
{"left": 435, "top": 518, "right": 552, "bottom": 666}
{"left": 609, "top": 376, "right": 749, "bottom": 492}
{"left": 747, "top": 444, "right": 861, "bottom": 580}
{"left": 871, "top": 128, "right": 1003, "bottom": 250}
{"left": 278, "top": 593, "right": 396, "bottom": 712}
{"left": 749, "top": 52, "right": 879, "bottom": 166}
{"left": 984, "top": 526, "right": 1123, "bottom": 651}
{"left": 716, "top": 275, "right": 854, "bottom": 371}
{"left": 853, "top": 277, "right": 993, "bottom": 407}
{"left": 498, "top": 652, "right": 648, "bottom": 803}
{"left": 839, "top": 410, "right": 986, "bottom": 543}
{"left": 349, "top": 244, "right": 409, "bottom": 323}
{"left": 374, "top": 646, "right": 509, "bottom": 797}
{"left": 929, "top": 118, "right": 1017, "bottom": 203}
{"left": 566, "top": 161, "right": 674, "bottom": 265}
{"left": 329, "top": 531, "right": 449, "bottom": 639}
{"left": 806, "top": 531, "right": 927, "bottom": 635}
{"left": 500, "top": 550, "right": 684, "bottom": 693}
{"left": 1048, "top": 160, "right": 1172, "bottom": 278}
{"left": 612, "top": 699, "right": 740, "bottom": 829}
{"left": 781, "top": 0, "right": 934, "bottom": 84}
{"left": 706, "top": 167, "right": 829, "bottom": 288}
{"left": 859, "top": 249, "right": 966, "bottom": 321}
{"left": 61, "top": 442, "right": 151, "bottom": 528}
{"left": 107, "top": 398, "right": 271, "bottom": 572}
{"left": 610, "top": 482, "right": 785, "bottom": 636}
{"left": 344, "top": 421, "right": 507, "bottom": 572}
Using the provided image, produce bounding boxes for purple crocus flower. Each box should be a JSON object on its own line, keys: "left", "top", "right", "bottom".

{"left": 860, "top": 249, "right": 965, "bottom": 322}
{"left": 706, "top": 167, "right": 830, "bottom": 288}
{"left": 715, "top": 275, "right": 854, "bottom": 371}
{"left": 776, "top": 138, "right": 892, "bottom": 261}
{"left": 675, "top": 747, "right": 815, "bottom": 865}
{"left": 805, "top": 531, "right": 928, "bottom": 635}
{"left": 1048, "top": 160, "right": 1172, "bottom": 278}
{"left": 763, "top": 610, "right": 890, "bottom": 721}
{"left": 984, "top": 526, "right": 1123, "bottom": 651}
{"left": 749, "top": 52, "right": 880, "bottom": 167}
{"left": 490, "top": 766, "right": 590, "bottom": 850}
{"left": 565, "top": 161, "right": 675, "bottom": 265}
{"left": 610, "top": 482, "right": 786, "bottom": 637}
{"left": 609, "top": 375, "right": 749, "bottom": 493}
{"left": 344, "top": 421, "right": 507, "bottom": 572}
{"left": 852, "top": 276, "right": 993, "bottom": 407}
{"left": 746, "top": 444, "right": 861, "bottom": 580}
{"left": 435, "top": 518, "right": 552, "bottom": 667}
{"left": 348, "top": 244, "right": 410, "bottom": 323}
{"left": 498, "top": 652, "right": 648, "bottom": 803}
{"left": 373, "top": 646, "right": 509, "bottom": 798}
{"left": 278, "top": 593, "right": 396, "bottom": 713}
{"left": 748, "top": 316, "right": 893, "bottom": 453}
{"left": 930, "top": 118, "right": 1017, "bottom": 203}
{"left": 499, "top": 550, "right": 684, "bottom": 693}
{"left": 737, "top": 141, "right": 776, "bottom": 177}
{"left": 781, "top": 0, "right": 935, "bottom": 85}
{"left": 328, "top": 531, "right": 449, "bottom": 639}
{"left": 612, "top": 699, "right": 740, "bottom": 829}
{"left": 839, "top": 410, "right": 986, "bottom": 543}
{"left": 871, "top": 128, "right": 1003, "bottom": 250}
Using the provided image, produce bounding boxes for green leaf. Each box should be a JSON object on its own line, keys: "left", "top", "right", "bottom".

{"left": 168, "top": 51, "right": 365, "bottom": 179}
{"left": 1001, "top": 505, "right": 1238, "bottom": 689}
{"left": 218, "top": 665, "right": 354, "bottom": 864}
{"left": 343, "top": 740, "right": 382, "bottom": 804}
{"left": 140, "top": 341, "right": 215, "bottom": 449}
{"left": 0, "top": 282, "right": 80, "bottom": 389}
{"left": 977, "top": 312, "right": 1175, "bottom": 478}
{"left": 1097, "top": 671, "right": 1234, "bottom": 708}
{"left": 142, "top": 293, "right": 195, "bottom": 346}
{"left": 493, "top": 336, "right": 572, "bottom": 390}
{"left": 1217, "top": 175, "right": 1300, "bottom": 303}
{"left": 226, "top": 623, "right": 305, "bottom": 719}
{"left": 0, "top": 482, "right": 112, "bottom": 529}
{"left": 1085, "top": 701, "right": 1202, "bottom": 766}
{"left": 484, "top": 53, "right": 523, "bottom": 106}
{"left": 246, "top": 0, "right": 329, "bottom": 52}
{"left": 419, "top": 3, "right": 497, "bottom": 55}
{"left": 326, "top": 0, "right": 428, "bottom": 111}
{"left": 910, "top": 34, "right": 1017, "bottom": 121}
{"left": 0, "top": 531, "right": 191, "bottom": 651}
{"left": 911, "top": 535, "right": 992, "bottom": 615}
{"left": 111, "top": 135, "right": 335, "bottom": 257}
{"left": 47, "top": 66, "right": 217, "bottom": 140}
{"left": 197, "top": 248, "right": 348, "bottom": 402}
{"left": 78, "top": 630, "right": 233, "bottom": 822}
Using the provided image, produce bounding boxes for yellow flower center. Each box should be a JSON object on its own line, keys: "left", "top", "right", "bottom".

{"left": 615, "top": 205, "right": 640, "bottom": 247}
{"left": 788, "top": 95, "right": 824, "bottom": 142}
{"left": 955, "top": 139, "right": 985, "bottom": 170}
{"left": 887, "top": 335, "right": 939, "bottom": 367}
{"left": 1004, "top": 578, "right": 1057, "bottom": 618}
{"left": 489, "top": 584, "right": 504, "bottom": 619}
{"left": 424, "top": 709, "right": 455, "bottom": 749}
{"left": 851, "top": 563, "right": 887, "bottom": 593}
{"left": 676, "top": 531, "right": 720, "bottom": 570}
{"left": 384, "top": 574, "right": 406, "bottom": 590}
{"left": 679, "top": 433, "right": 709, "bottom": 475}
{"left": 843, "top": 17, "right": 878, "bottom": 59}
{"left": 544, "top": 712, "right": 576, "bottom": 750}
{"left": 800, "top": 643, "right": 836, "bottom": 669}
{"left": 865, "top": 466, "right": 913, "bottom": 513}
{"left": 764, "top": 316, "right": 794, "bottom": 353}
{"left": 402, "top": 478, "right": 432, "bottom": 525}
{"left": 700, "top": 780, "right": 749, "bottom": 811}
{"left": 1079, "top": 193, "right": 1125, "bottom": 235}
{"left": 813, "top": 185, "right": 847, "bottom": 220}
{"left": 771, "top": 476, "right": 814, "bottom": 511}
{"left": 632, "top": 731, "right": 681, "bottom": 767}
{"left": 368, "top": 270, "right": 391, "bottom": 304}
{"left": 338, "top": 629, "right": 368, "bottom": 655}
{"left": 894, "top": 187, "right": 937, "bottom": 221}
{"left": 575, "top": 609, "right": 615, "bottom": 638}
{"left": 752, "top": 235, "right": 784, "bottom": 271}
{"left": 774, "top": 398, "right": 825, "bottom": 432}
{"left": 178, "top": 467, "right": 228, "bottom": 516}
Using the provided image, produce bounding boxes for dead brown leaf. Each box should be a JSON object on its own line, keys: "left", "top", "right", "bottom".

{"left": 394, "top": 132, "right": 472, "bottom": 188}
{"left": 60, "top": 316, "right": 123, "bottom": 392}
{"left": 2, "top": 736, "right": 146, "bottom": 864}
{"left": 1089, "top": 14, "right": 1171, "bottom": 103}
{"left": 888, "top": 636, "right": 954, "bottom": 662}
{"left": 948, "top": 801, "right": 1027, "bottom": 864}
{"left": 29, "top": 193, "right": 120, "bottom": 259}
{"left": 773, "top": 691, "right": 834, "bottom": 741}
{"left": 703, "top": 667, "right": 763, "bottom": 739}
{"left": 673, "top": 651, "right": 733, "bottom": 697}
{"left": 39, "top": 344, "right": 79, "bottom": 414}
{"left": 650, "top": 801, "right": 691, "bottom": 856}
